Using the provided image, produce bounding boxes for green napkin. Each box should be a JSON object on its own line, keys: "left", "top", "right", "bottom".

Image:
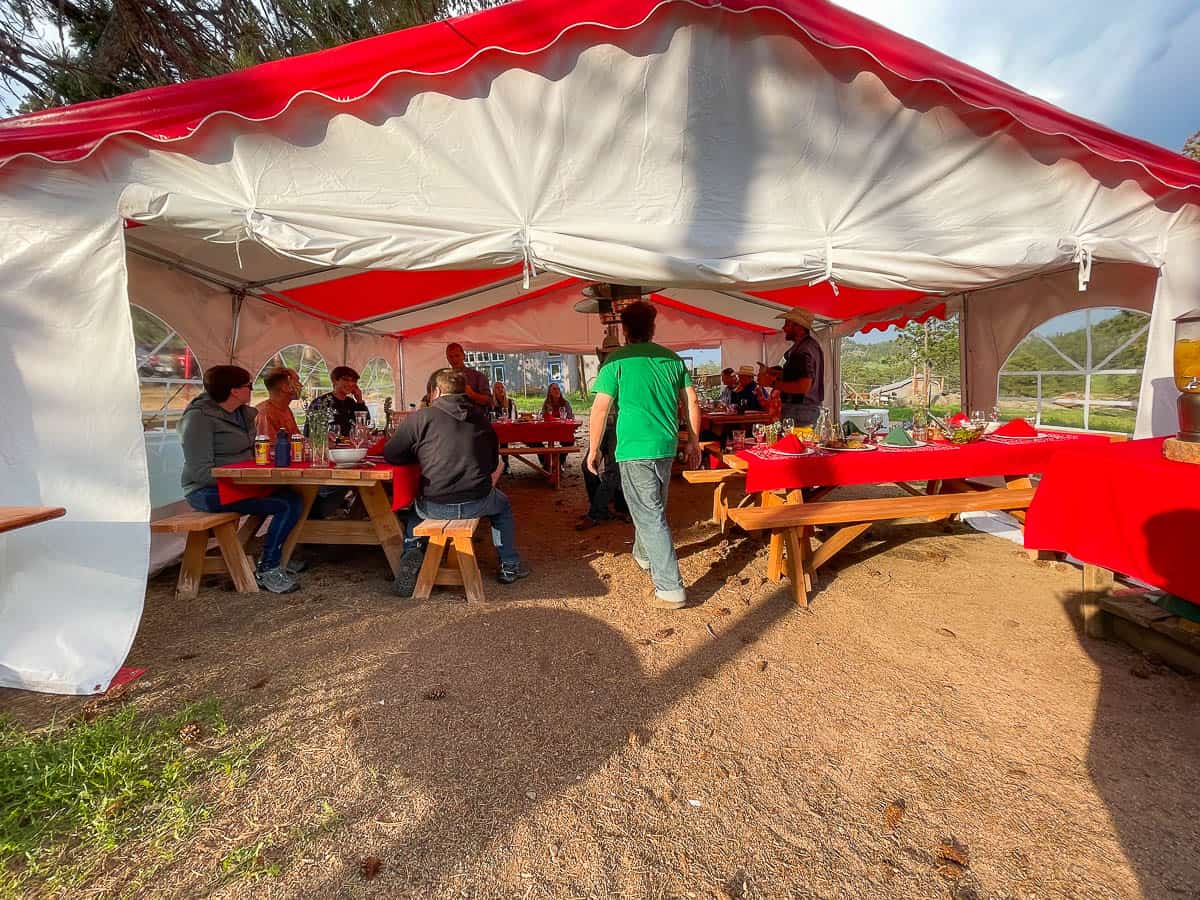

{"left": 882, "top": 425, "right": 917, "bottom": 447}
{"left": 842, "top": 420, "right": 865, "bottom": 437}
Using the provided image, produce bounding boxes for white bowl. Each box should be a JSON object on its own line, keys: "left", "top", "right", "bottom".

{"left": 329, "top": 447, "right": 368, "bottom": 465}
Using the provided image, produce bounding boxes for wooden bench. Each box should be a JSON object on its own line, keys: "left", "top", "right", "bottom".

{"left": 151, "top": 511, "right": 260, "bottom": 599}
{"left": 412, "top": 517, "right": 485, "bottom": 602}
{"left": 728, "top": 487, "right": 1036, "bottom": 607}
{"left": 500, "top": 445, "right": 575, "bottom": 488}
{"left": 682, "top": 466, "right": 746, "bottom": 532}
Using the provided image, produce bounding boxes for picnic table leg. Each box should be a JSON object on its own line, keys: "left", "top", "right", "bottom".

{"left": 359, "top": 483, "right": 406, "bottom": 577}
{"left": 236, "top": 514, "right": 265, "bottom": 548}
{"left": 414, "top": 530, "right": 448, "bottom": 600}
{"left": 176, "top": 530, "right": 209, "bottom": 600}
{"left": 454, "top": 535, "right": 486, "bottom": 602}
{"left": 761, "top": 492, "right": 785, "bottom": 582}
{"left": 279, "top": 485, "right": 319, "bottom": 571}
{"left": 551, "top": 451, "right": 561, "bottom": 489}
{"left": 212, "top": 520, "right": 259, "bottom": 594}
{"left": 713, "top": 481, "right": 728, "bottom": 532}
{"left": 1081, "top": 564, "right": 1114, "bottom": 638}
{"left": 783, "top": 527, "right": 810, "bottom": 607}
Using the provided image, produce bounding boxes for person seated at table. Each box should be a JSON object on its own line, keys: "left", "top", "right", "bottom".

{"left": 445, "top": 342, "right": 492, "bottom": 407}
{"left": 384, "top": 368, "right": 531, "bottom": 594}
{"left": 305, "top": 365, "right": 369, "bottom": 438}
{"left": 491, "top": 381, "right": 517, "bottom": 475}
{"left": 730, "top": 365, "right": 763, "bottom": 412}
{"left": 530, "top": 382, "right": 574, "bottom": 468}
{"left": 717, "top": 367, "right": 737, "bottom": 406}
{"left": 179, "top": 365, "right": 305, "bottom": 594}
{"left": 491, "top": 381, "right": 517, "bottom": 420}
{"left": 254, "top": 367, "right": 301, "bottom": 439}
{"left": 757, "top": 365, "right": 784, "bottom": 422}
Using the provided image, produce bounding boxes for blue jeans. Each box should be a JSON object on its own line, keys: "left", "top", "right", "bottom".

{"left": 618, "top": 458, "right": 684, "bottom": 601}
{"left": 187, "top": 485, "right": 304, "bottom": 571}
{"left": 414, "top": 488, "right": 520, "bottom": 566}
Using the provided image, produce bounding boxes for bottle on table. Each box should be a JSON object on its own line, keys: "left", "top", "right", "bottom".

{"left": 254, "top": 434, "right": 269, "bottom": 465}
{"left": 274, "top": 427, "right": 292, "bottom": 467}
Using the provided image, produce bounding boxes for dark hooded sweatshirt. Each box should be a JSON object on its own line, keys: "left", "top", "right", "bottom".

{"left": 383, "top": 393, "right": 499, "bottom": 505}
{"left": 178, "top": 393, "right": 256, "bottom": 496}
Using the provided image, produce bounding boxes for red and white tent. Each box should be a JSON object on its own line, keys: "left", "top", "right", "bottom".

{"left": 2, "top": 0, "right": 1198, "bottom": 693}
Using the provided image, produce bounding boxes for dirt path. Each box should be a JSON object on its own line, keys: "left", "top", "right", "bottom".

{"left": 4, "top": 464, "right": 1199, "bottom": 899}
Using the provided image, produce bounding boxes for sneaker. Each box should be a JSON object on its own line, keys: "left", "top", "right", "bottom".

{"left": 575, "top": 515, "right": 603, "bottom": 531}
{"left": 497, "top": 561, "right": 532, "bottom": 584}
{"left": 393, "top": 547, "right": 425, "bottom": 598}
{"left": 644, "top": 585, "right": 687, "bottom": 610}
{"left": 286, "top": 558, "right": 308, "bottom": 575}
{"left": 256, "top": 566, "right": 299, "bottom": 594}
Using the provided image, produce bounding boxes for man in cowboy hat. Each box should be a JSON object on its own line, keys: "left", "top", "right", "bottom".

{"left": 775, "top": 306, "right": 824, "bottom": 426}
{"left": 730, "top": 364, "right": 763, "bottom": 412}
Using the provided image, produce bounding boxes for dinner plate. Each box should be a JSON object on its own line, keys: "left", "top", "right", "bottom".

{"left": 824, "top": 444, "right": 877, "bottom": 452}
{"left": 878, "top": 440, "right": 927, "bottom": 449}
{"left": 757, "top": 448, "right": 812, "bottom": 458}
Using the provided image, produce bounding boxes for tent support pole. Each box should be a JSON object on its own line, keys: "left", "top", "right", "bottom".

{"left": 397, "top": 339, "right": 406, "bottom": 408}
{"left": 229, "top": 291, "right": 245, "bottom": 364}
{"left": 343, "top": 329, "right": 350, "bottom": 366}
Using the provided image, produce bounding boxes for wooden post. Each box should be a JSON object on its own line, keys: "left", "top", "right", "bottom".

{"left": 1081, "top": 564, "right": 1114, "bottom": 639}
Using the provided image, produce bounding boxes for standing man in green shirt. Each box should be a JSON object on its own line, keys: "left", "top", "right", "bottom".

{"left": 587, "top": 300, "right": 702, "bottom": 609}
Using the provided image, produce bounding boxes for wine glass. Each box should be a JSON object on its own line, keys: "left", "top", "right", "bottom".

{"left": 780, "top": 417, "right": 795, "bottom": 434}
{"left": 752, "top": 423, "right": 769, "bottom": 445}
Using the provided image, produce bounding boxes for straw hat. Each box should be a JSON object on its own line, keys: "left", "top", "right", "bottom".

{"left": 776, "top": 306, "right": 815, "bottom": 329}
{"left": 737, "top": 364, "right": 756, "bottom": 376}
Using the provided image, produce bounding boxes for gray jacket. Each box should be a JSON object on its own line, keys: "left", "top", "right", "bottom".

{"left": 179, "top": 394, "right": 256, "bottom": 495}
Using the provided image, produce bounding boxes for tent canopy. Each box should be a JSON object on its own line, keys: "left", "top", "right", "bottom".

{"left": 3, "top": 0, "right": 1200, "bottom": 695}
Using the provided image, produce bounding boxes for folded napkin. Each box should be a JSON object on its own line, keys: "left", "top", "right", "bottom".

{"left": 368, "top": 436, "right": 387, "bottom": 456}
{"left": 882, "top": 425, "right": 917, "bottom": 447}
{"left": 770, "top": 434, "right": 805, "bottom": 453}
{"left": 842, "top": 420, "right": 865, "bottom": 437}
{"left": 994, "top": 418, "right": 1037, "bottom": 437}
{"left": 947, "top": 412, "right": 970, "bottom": 426}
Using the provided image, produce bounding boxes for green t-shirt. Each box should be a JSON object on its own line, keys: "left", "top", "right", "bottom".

{"left": 593, "top": 342, "right": 692, "bottom": 462}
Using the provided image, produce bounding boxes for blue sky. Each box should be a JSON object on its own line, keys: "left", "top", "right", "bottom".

{"left": 837, "top": 0, "right": 1200, "bottom": 153}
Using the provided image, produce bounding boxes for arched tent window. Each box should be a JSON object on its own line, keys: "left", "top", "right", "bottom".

{"left": 132, "top": 305, "right": 203, "bottom": 432}
{"left": 998, "top": 308, "right": 1149, "bottom": 433}
{"left": 254, "top": 344, "right": 330, "bottom": 427}
{"left": 359, "top": 357, "right": 395, "bottom": 421}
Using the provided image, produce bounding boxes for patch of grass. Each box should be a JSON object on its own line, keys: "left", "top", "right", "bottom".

{"left": 0, "top": 700, "right": 255, "bottom": 895}
{"left": 220, "top": 840, "right": 282, "bottom": 881}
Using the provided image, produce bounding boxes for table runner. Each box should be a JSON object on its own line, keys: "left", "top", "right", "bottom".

{"left": 1024, "top": 437, "right": 1199, "bottom": 606}
{"left": 735, "top": 431, "right": 1107, "bottom": 493}
{"left": 215, "top": 460, "right": 421, "bottom": 510}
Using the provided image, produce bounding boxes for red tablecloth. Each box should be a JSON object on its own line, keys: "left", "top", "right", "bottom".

{"left": 1024, "top": 437, "right": 1199, "bottom": 605}
{"left": 215, "top": 460, "right": 421, "bottom": 510}
{"left": 492, "top": 419, "right": 579, "bottom": 444}
{"left": 736, "top": 431, "right": 1108, "bottom": 494}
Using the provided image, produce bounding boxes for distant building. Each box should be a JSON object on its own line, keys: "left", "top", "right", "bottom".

{"left": 466, "top": 350, "right": 583, "bottom": 395}
{"left": 869, "top": 372, "right": 946, "bottom": 404}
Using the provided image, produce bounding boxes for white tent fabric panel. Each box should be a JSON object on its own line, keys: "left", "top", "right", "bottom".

{"left": 399, "top": 284, "right": 769, "bottom": 405}
{"left": 0, "top": 166, "right": 148, "bottom": 694}
{"left": 113, "top": 17, "right": 1181, "bottom": 296}
{"left": 961, "top": 264, "right": 1161, "bottom": 418}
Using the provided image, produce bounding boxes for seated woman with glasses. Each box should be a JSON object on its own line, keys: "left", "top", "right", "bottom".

{"left": 178, "top": 365, "right": 305, "bottom": 594}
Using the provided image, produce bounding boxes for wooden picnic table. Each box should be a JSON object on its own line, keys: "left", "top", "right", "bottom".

{"left": 700, "top": 411, "right": 774, "bottom": 430}
{"left": 0, "top": 506, "right": 66, "bottom": 534}
{"left": 493, "top": 419, "right": 580, "bottom": 489}
{"left": 212, "top": 462, "right": 413, "bottom": 577}
{"left": 706, "top": 431, "right": 1110, "bottom": 605}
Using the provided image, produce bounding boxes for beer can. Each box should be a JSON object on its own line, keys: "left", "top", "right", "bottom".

{"left": 290, "top": 434, "right": 304, "bottom": 460}
{"left": 254, "top": 435, "right": 269, "bottom": 465}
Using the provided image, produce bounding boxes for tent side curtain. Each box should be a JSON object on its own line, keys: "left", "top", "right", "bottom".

{"left": 3, "top": 0, "right": 1200, "bottom": 192}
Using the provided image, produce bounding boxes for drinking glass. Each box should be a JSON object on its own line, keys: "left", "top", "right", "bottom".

{"left": 780, "top": 417, "right": 795, "bottom": 434}
{"left": 731, "top": 429, "right": 747, "bottom": 450}
{"left": 752, "top": 423, "right": 768, "bottom": 445}
{"left": 866, "top": 413, "right": 883, "bottom": 440}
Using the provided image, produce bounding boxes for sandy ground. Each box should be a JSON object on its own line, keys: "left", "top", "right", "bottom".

{"left": 4, "top": 462, "right": 1200, "bottom": 899}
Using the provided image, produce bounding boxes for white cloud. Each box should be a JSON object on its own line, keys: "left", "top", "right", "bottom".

{"left": 834, "top": 0, "right": 1200, "bottom": 151}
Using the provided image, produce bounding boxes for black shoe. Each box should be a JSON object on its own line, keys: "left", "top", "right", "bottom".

{"left": 497, "top": 561, "right": 531, "bottom": 584}
{"left": 394, "top": 547, "right": 425, "bottom": 598}
{"left": 255, "top": 566, "right": 299, "bottom": 594}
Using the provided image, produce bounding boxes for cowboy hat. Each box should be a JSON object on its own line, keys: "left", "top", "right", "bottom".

{"left": 737, "top": 364, "right": 756, "bottom": 376}
{"left": 775, "top": 306, "right": 815, "bottom": 329}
